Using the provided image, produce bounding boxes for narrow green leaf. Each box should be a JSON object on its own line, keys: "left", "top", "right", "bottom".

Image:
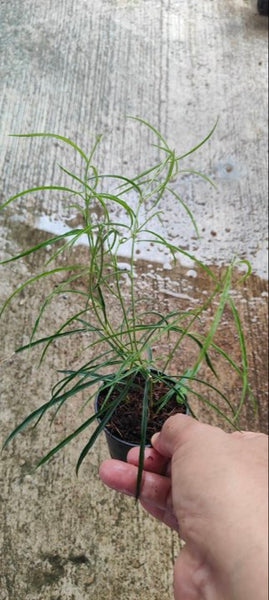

{"left": 188, "top": 265, "right": 232, "bottom": 377}
{"left": 88, "top": 173, "right": 143, "bottom": 200}
{"left": 75, "top": 399, "right": 119, "bottom": 474}
{"left": 100, "top": 193, "right": 135, "bottom": 224}
{"left": 175, "top": 374, "right": 236, "bottom": 416}
{"left": 0, "top": 185, "right": 81, "bottom": 211}
{"left": 234, "top": 259, "right": 252, "bottom": 284}
{"left": 177, "top": 169, "right": 217, "bottom": 189}
{"left": 180, "top": 380, "right": 239, "bottom": 428}
{"left": 0, "top": 229, "right": 84, "bottom": 265}
{"left": 75, "top": 371, "right": 139, "bottom": 473}
{"left": 10, "top": 132, "right": 88, "bottom": 163}
{"left": 2, "top": 397, "right": 64, "bottom": 448}
{"left": 127, "top": 116, "right": 169, "bottom": 150}
{"left": 176, "top": 119, "right": 219, "bottom": 161}
{"left": 29, "top": 271, "right": 89, "bottom": 343}
{"left": 36, "top": 411, "right": 102, "bottom": 467}
{"left": 135, "top": 378, "right": 149, "bottom": 500}
{"left": 0, "top": 264, "right": 84, "bottom": 317}
{"left": 167, "top": 187, "right": 200, "bottom": 238}
{"left": 96, "top": 285, "right": 108, "bottom": 324}
{"left": 15, "top": 327, "right": 87, "bottom": 353}
{"left": 141, "top": 230, "right": 217, "bottom": 281}
{"left": 228, "top": 296, "right": 255, "bottom": 421}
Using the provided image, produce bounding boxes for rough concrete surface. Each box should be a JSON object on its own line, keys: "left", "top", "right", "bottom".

{"left": 0, "top": 1, "right": 268, "bottom": 599}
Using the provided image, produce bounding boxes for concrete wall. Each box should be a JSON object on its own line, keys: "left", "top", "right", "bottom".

{"left": 0, "top": 1, "right": 268, "bottom": 599}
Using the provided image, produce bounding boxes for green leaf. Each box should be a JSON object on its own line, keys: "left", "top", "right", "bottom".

{"left": 141, "top": 230, "right": 217, "bottom": 281}
{"left": 75, "top": 399, "right": 119, "bottom": 474}
{"left": 10, "top": 132, "right": 88, "bottom": 162}
{"left": 0, "top": 264, "right": 84, "bottom": 317}
{"left": 29, "top": 272, "right": 89, "bottom": 343}
{"left": 0, "top": 185, "right": 81, "bottom": 211}
{"left": 15, "top": 327, "right": 87, "bottom": 353}
{"left": 175, "top": 374, "right": 236, "bottom": 416}
{"left": 182, "top": 382, "right": 239, "bottom": 428}
{"left": 177, "top": 169, "right": 217, "bottom": 189}
{"left": 167, "top": 187, "right": 200, "bottom": 238}
{"left": 36, "top": 411, "right": 101, "bottom": 467}
{"left": 127, "top": 116, "right": 169, "bottom": 150}
{"left": 188, "top": 265, "right": 232, "bottom": 378}
{"left": 228, "top": 296, "right": 255, "bottom": 421}
{"left": 75, "top": 370, "right": 139, "bottom": 473}
{"left": 135, "top": 377, "right": 149, "bottom": 500}
{"left": 0, "top": 229, "right": 84, "bottom": 265}
{"left": 176, "top": 119, "right": 219, "bottom": 161}
{"left": 100, "top": 193, "right": 135, "bottom": 224}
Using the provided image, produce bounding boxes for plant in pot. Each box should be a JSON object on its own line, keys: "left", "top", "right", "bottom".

{"left": 1, "top": 118, "right": 254, "bottom": 497}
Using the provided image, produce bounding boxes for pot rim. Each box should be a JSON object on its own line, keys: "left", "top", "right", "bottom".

{"left": 94, "top": 393, "right": 151, "bottom": 447}
{"left": 94, "top": 370, "right": 188, "bottom": 449}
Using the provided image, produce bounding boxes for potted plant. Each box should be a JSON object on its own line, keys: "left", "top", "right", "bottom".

{"left": 1, "top": 118, "right": 254, "bottom": 497}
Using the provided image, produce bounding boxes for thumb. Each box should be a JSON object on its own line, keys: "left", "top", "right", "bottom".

{"left": 151, "top": 414, "right": 200, "bottom": 458}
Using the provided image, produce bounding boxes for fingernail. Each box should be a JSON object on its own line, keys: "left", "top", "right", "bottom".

{"left": 151, "top": 432, "right": 160, "bottom": 446}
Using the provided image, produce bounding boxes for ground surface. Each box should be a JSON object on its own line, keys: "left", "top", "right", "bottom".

{"left": 0, "top": 1, "right": 268, "bottom": 599}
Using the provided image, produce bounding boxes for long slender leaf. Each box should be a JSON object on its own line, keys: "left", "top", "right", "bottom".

{"left": 10, "top": 132, "right": 88, "bottom": 163}
{"left": 176, "top": 119, "right": 219, "bottom": 161}
{"left": 36, "top": 408, "right": 105, "bottom": 467}
{"left": 15, "top": 327, "right": 87, "bottom": 353}
{"left": 75, "top": 370, "right": 139, "bottom": 473}
{"left": 228, "top": 295, "right": 254, "bottom": 420}
{"left": 75, "top": 399, "right": 119, "bottom": 474}
{"left": 188, "top": 265, "right": 232, "bottom": 377}
{"left": 127, "top": 116, "right": 169, "bottom": 150}
{"left": 0, "top": 264, "right": 84, "bottom": 317}
{"left": 0, "top": 185, "right": 81, "bottom": 211}
{"left": 140, "top": 230, "right": 217, "bottom": 281}
{"left": 167, "top": 187, "right": 200, "bottom": 238}
{"left": 0, "top": 229, "right": 84, "bottom": 265}
{"left": 29, "top": 271, "right": 89, "bottom": 343}
{"left": 177, "top": 169, "right": 217, "bottom": 189}
{"left": 135, "top": 378, "right": 150, "bottom": 500}
{"left": 180, "top": 381, "right": 239, "bottom": 429}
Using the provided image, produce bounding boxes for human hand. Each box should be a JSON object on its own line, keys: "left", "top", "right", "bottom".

{"left": 99, "top": 415, "right": 268, "bottom": 600}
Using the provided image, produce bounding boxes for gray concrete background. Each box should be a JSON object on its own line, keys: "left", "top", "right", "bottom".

{"left": 0, "top": 1, "right": 268, "bottom": 599}
{"left": 0, "top": 0, "right": 268, "bottom": 277}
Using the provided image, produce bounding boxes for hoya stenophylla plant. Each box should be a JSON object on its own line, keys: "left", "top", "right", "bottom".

{"left": 0, "top": 118, "right": 255, "bottom": 496}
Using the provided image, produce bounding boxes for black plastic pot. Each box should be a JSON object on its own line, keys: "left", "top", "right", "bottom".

{"left": 94, "top": 394, "right": 148, "bottom": 461}
{"left": 94, "top": 376, "right": 188, "bottom": 462}
{"left": 104, "top": 423, "right": 149, "bottom": 461}
{"left": 258, "top": 0, "right": 268, "bottom": 14}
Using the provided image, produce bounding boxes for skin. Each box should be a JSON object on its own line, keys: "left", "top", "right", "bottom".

{"left": 99, "top": 414, "right": 268, "bottom": 600}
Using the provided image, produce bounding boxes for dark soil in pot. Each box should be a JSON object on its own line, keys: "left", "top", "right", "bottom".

{"left": 96, "top": 372, "right": 187, "bottom": 450}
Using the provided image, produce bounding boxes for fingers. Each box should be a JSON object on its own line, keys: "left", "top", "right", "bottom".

{"left": 99, "top": 459, "right": 172, "bottom": 511}
{"left": 99, "top": 458, "right": 176, "bottom": 529}
{"left": 127, "top": 446, "right": 175, "bottom": 532}
{"left": 127, "top": 446, "right": 169, "bottom": 475}
{"left": 140, "top": 499, "right": 179, "bottom": 531}
{"left": 151, "top": 414, "right": 200, "bottom": 458}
